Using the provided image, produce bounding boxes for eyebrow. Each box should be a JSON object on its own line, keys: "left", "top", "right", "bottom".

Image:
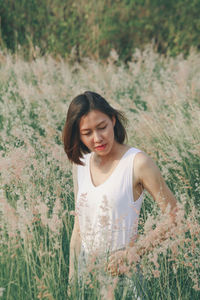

{"left": 80, "top": 120, "right": 106, "bottom": 132}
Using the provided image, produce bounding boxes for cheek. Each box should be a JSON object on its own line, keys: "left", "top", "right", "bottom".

{"left": 80, "top": 135, "right": 91, "bottom": 146}
{"left": 80, "top": 135, "right": 86, "bottom": 144}
{"left": 108, "top": 125, "right": 115, "bottom": 137}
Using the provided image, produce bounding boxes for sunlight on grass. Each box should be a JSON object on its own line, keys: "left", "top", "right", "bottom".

{"left": 0, "top": 46, "right": 199, "bottom": 299}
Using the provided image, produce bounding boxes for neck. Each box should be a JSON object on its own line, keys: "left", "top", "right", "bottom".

{"left": 93, "top": 142, "right": 126, "bottom": 166}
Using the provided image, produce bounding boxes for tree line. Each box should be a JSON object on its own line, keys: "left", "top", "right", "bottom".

{"left": 0, "top": 0, "right": 200, "bottom": 61}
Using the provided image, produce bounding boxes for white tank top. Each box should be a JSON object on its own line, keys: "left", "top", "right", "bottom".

{"left": 76, "top": 147, "right": 144, "bottom": 255}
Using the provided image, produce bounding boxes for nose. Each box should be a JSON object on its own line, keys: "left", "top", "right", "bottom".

{"left": 93, "top": 130, "right": 102, "bottom": 143}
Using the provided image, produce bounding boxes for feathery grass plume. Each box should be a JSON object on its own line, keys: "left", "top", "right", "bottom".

{"left": 0, "top": 46, "right": 199, "bottom": 299}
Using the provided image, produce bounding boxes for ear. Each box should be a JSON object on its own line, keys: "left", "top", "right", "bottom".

{"left": 112, "top": 116, "right": 116, "bottom": 127}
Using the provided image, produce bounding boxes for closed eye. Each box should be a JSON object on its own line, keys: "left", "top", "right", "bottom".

{"left": 98, "top": 125, "right": 106, "bottom": 130}
{"left": 81, "top": 124, "right": 107, "bottom": 135}
{"left": 82, "top": 132, "right": 91, "bottom": 136}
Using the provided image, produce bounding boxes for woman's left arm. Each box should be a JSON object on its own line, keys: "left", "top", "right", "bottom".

{"left": 107, "top": 152, "right": 178, "bottom": 276}
{"left": 135, "top": 152, "right": 177, "bottom": 220}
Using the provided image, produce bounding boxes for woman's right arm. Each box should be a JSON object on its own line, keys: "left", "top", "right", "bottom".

{"left": 68, "top": 164, "right": 81, "bottom": 283}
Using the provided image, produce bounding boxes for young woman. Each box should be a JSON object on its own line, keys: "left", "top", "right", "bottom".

{"left": 62, "top": 91, "right": 177, "bottom": 298}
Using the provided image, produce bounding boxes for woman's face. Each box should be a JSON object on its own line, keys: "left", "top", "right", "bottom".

{"left": 79, "top": 110, "right": 116, "bottom": 156}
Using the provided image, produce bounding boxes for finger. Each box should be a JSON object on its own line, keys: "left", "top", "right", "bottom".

{"left": 111, "top": 269, "right": 120, "bottom": 277}
{"left": 108, "top": 265, "right": 119, "bottom": 276}
{"left": 107, "top": 264, "right": 114, "bottom": 273}
{"left": 108, "top": 256, "right": 115, "bottom": 264}
{"left": 107, "top": 265, "right": 118, "bottom": 275}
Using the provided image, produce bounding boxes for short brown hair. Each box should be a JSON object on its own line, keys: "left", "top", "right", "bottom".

{"left": 62, "top": 91, "right": 127, "bottom": 165}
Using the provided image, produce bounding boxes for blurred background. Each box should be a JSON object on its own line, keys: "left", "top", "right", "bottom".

{"left": 1, "top": 0, "right": 200, "bottom": 61}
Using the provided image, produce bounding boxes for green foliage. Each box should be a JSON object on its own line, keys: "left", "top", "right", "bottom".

{"left": 0, "top": 0, "right": 200, "bottom": 60}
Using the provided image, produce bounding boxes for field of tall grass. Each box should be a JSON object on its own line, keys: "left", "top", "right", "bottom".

{"left": 0, "top": 46, "right": 200, "bottom": 299}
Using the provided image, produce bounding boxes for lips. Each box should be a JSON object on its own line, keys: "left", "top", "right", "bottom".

{"left": 95, "top": 144, "right": 106, "bottom": 151}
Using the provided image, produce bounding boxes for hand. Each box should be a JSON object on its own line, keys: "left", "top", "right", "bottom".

{"left": 105, "top": 250, "right": 127, "bottom": 277}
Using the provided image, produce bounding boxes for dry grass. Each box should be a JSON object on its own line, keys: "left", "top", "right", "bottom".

{"left": 0, "top": 46, "right": 199, "bottom": 299}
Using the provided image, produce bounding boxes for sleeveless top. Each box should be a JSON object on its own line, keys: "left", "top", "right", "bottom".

{"left": 76, "top": 147, "right": 144, "bottom": 255}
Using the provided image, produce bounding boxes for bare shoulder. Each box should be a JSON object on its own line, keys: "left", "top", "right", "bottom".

{"left": 72, "top": 163, "right": 78, "bottom": 184}
{"left": 134, "top": 150, "right": 177, "bottom": 213}
{"left": 134, "top": 151, "right": 160, "bottom": 181}
{"left": 134, "top": 151, "right": 156, "bottom": 169}
{"left": 72, "top": 163, "right": 77, "bottom": 175}
{"left": 72, "top": 163, "right": 78, "bottom": 202}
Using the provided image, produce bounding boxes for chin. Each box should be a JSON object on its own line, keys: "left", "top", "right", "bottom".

{"left": 95, "top": 147, "right": 112, "bottom": 156}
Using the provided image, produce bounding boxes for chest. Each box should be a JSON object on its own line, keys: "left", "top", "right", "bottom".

{"left": 90, "top": 159, "right": 120, "bottom": 187}
{"left": 77, "top": 170, "right": 143, "bottom": 228}
{"left": 78, "top": 154, "right": 143, "bottom": 203}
